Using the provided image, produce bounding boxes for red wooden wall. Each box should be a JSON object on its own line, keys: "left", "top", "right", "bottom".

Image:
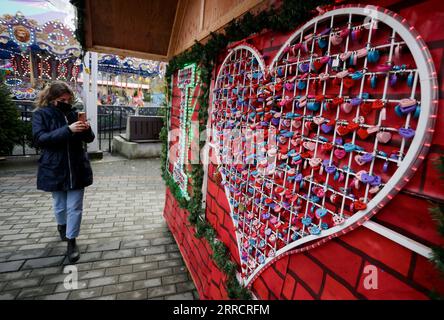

{"left": 163, "top": 0, "right": 444, "bottom": 299}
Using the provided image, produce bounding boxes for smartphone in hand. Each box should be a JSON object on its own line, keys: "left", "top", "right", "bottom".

{"left": 78, "top": 112, "right": 86, "bottom": 123}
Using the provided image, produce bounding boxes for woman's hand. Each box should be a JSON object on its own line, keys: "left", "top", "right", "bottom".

{"left": 69, "top": 121, "right": 88, "bottom": 133}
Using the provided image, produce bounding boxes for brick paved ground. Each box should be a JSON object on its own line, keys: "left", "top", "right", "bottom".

{"left": 0, "top": 155, "right": 198, "bottom": 300}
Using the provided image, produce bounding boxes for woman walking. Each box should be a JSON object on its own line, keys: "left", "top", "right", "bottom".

{"left": 32, "top": 81, "right": 94, "bottom": 263}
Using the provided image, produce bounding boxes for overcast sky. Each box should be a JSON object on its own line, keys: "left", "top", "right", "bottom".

{"left": 0, "top": 0, "right": 76, "bottom": 29}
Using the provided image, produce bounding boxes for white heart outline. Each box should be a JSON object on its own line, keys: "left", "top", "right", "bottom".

{"left": 211, "top": 43, "right": 267, "bottom": 278}
{"left": 210, "top": 5, "right": 438, "bottom": 287}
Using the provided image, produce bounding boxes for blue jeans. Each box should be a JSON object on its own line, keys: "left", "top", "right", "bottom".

{"left": 51, "top": 189, "right": 85, "bottom": 239}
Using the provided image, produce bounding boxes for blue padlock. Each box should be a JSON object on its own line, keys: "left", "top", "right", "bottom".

{"left": 307, "top": 101, "right": 320, "bottom": 111}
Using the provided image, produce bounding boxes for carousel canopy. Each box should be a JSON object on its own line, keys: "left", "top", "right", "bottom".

{"left": 98, "top": 54, "right": 165, "bottom": 78}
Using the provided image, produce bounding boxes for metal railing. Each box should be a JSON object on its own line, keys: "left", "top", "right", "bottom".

{"left": 10, "top": 100, "right": 38, "bottom": 156}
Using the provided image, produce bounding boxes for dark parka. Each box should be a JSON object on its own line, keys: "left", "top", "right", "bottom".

{"left": 32, "top": 105, "right": 95, "bottom": 191}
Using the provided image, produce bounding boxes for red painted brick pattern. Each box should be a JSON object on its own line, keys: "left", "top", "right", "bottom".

{"left": 339, "top": 227, "right": 413, "bottom": 277}
{"left": 163, "top": 189, "right": 229, "bottom": 299}
{"left": 292, "top": 283, "right": 316, "bottom": 300}
{"left": 287, "top": 254, "right": 324, "bottom": 294}
{"left": 307, "top": 241, "right": 363, "bottom": 286}
{"left": 356, "top": 262, "right": 429, "bottom": 300}
{"left": 163, "top": 0, "right": 444, "bottom": 300}
{"left": 251, "top": 277, "right": 270, "bottom": 300}
{"left": 375, "top": 193, "right": 444, "bottom": 247}
{"left": 412, "top": 254, "right": 444, "bottom": 296}
{"left": 321, "top": 275, "right": 357, "bottom": 300}
{"left": 256, "top": 266, "right": 285, "bottom": 298}
{"left": 281, "top": 274, "right": 297, "bottom": 300}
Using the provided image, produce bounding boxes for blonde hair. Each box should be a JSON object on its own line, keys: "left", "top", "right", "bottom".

{"left": 35, "top": 81, "right": 74, "bottom": 108}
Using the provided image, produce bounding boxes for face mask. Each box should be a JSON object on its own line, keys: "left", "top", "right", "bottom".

{"left": 56, "top": 101, "right": 72, "bottom": 113}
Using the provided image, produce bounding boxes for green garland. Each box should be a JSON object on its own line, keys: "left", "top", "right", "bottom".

{"left": 161, "top": 0, "right": 333, "bottom": 299}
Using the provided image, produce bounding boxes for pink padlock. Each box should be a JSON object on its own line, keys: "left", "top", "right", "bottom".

{"left": 293, "top": 120, "right": 302, "bottom": 129}
{"left": 319, "top": 72, "right": 330, "bottom": 81}
{"left": 268, "top": 234, "right": 276, "bottom": 243}
{"left": 367, "top": 125, "right": 380, "bottom": 134}
{"left": 269, "top": 216, "right": 278, "bottom": 225}
{"left": 340, "top": 51, "right": 352, "bottom": 61}
{"left": 330, "top": 193, "right": 338, "bottom": 204}
{"left": 369, "top": 185, "right": 380, "bottom": 194}
{"left": 350, "top": 177, "right": 359, "bottom": 189}
{"left": 355, "top": 170, "right": 365, "bottom": 180}
{"left": 315, "top": 187, "right": 325, "bottom": 198}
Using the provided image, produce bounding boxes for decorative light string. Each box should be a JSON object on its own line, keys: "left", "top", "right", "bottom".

{"left": 170, "top": 63, "right": 197, "bottom": 199}
{"left": 18, "top": 54, "right": 30, "bottom": 77}
{"left": 70, "top": 64, "right": 80, "bottom": 82}
{"left": 56, "top": 58, "right": 68, "bottom": 80}
{"left": 36, "top": 53, "right": 51, "bottom": 79}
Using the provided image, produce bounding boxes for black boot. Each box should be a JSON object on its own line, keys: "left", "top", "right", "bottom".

{"left": 67, "top": 238, "right": 80, "bottom": 263}
{"left": 57, "top": 225, "right": 67, "bottom": 241}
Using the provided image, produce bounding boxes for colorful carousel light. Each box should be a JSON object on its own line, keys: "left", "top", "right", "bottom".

{"left": 0, "top": 12, "right": 81, "bottom": 59}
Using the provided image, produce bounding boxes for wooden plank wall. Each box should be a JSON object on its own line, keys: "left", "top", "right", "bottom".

{"left": 169, "top": 0, "right": 272, "bottom": 57}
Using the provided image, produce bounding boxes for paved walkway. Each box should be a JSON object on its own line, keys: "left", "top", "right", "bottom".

{"left": 0, "top": 155, "right": 198, "bottom": 300}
